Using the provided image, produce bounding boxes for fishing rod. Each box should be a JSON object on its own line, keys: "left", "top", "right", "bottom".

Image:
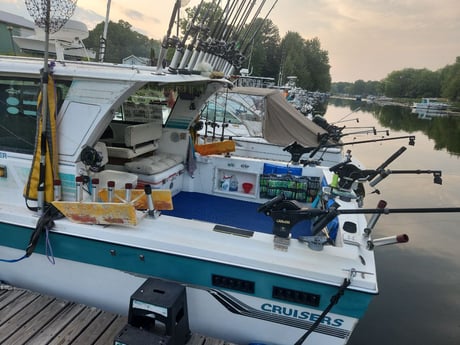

{"left": 283, "top": 135, "right": 415, "bottom": 165}
{"left": 238, "top": 0, "right": 267, "bottom": 48}
{"left": 222, "top": 0, "right": 257, "bottom": 69}
{"left": 204, "top": 0, "right": 235, "bottom": 69}
{"left": 217, "top": 0, "right": 252, "bottom": 67}
{"left": 169, "top": 0, "right": 205, "bottom": 70}
{"left": 258, "top": 193, "right": 460, "bottom": 239}
{"left": 178, "top": 0, "right": 215, "bottom": 70}
{"left": 332, "top": 107, "right": 361, "bottom": 124}
{"left": 156, "top": 0, "right": 181, "bottom": 72}
{"left": 232, "top": 0, "right": 257, "bottom": 42}
{"left": 341, "top": 128, "right": 390, "bottom": 138}
{"left": 222, "top": 0, "right": 247, "bottom": 42}
{"left": 224, "top": 0, "right": 278, "bottom": 75}
{"left": 207, "top": 0, "right": 244, "bottom": 70}
{"left": 202, "top": 0, "right": 231, "bottom": 62}
{"left": 193, "top": 0, "right": 230, "bottom": 69}
{"left": 185, "top": 0, "right": 220, "bottom": 71}
{"left": 214, "top": 0, "right": 239, "bottom": 41}
{"left": 333, "top": 117, "right": 359, "bottom": 124}
{"left": 329, "top": 146, "right": 442, "bottom": 191}
{"left": 308, "top": 134, "right": 416, "bottom": 159}
{"left": 220, "top": 88, "right": 230, "bottom": 141}
{"left": 211, "top": 92, "right": 219, "bottom": 140}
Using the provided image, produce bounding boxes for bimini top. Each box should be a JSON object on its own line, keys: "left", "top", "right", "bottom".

{"left": 226, "top": 86, "right": 327, "bottom": 147}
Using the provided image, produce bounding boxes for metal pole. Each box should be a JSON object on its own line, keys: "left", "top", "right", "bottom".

{"left": 37, "top": 0, "right": 51, "bottom": 215}
{"left": 99, "top": 0, "right": 111, "bottom": 62}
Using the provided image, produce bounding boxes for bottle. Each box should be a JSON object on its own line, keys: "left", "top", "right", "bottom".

{"left": 230, "top": 175, "right": 238, "bottom": 192}
{"left": 221, "top": 175, "right": 230, "bottom": 191}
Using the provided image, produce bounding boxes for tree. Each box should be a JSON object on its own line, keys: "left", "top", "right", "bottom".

{"left": 280, "top": 32, "right": 331, "bottom": 91}
{"left": 383, "top": 68, "right": 441, "bottom": 98}
{"left": 83, "top": 20, "right": 160, "bottom": 63}
{"left": 440, "top": 56, "right": 460, "bottom": 101}
{"left": 241, "top": 18, "right": 281, "bottom": 78}
{"left": 178, "top": 1, "right": 331, "bottom": 91}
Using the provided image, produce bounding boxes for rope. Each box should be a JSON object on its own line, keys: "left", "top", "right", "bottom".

{"left": 294, "top": 277, "right": 351, "bottom": 345}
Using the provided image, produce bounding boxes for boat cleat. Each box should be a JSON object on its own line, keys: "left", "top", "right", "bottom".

{"left": 298, "top": 235, "right": 329, "bottom": 251}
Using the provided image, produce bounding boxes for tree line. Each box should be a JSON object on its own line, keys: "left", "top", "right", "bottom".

{"left": 81, "top": 4, "right": 458, "bottom": 102}
{"left": 331, "top": 56, "right": 460, "bottom": 102}
{"left": 82, "top": 2, "right": 331, "bottom": 92}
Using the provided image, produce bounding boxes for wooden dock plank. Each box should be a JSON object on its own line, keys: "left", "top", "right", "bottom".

{"left": 93, "top": 314, "right": 128, "bottom": 345}
{"left": 0, "top": 288, "right": 27, "bottom": 309}
{"left": 0, "top": 290, "right": 38, "bottom": 324}
{"left": 23, "top": 303, "right": 86, "bottom": 345}
{"left": 0, "top": 294, "right": 53, "bottom": 343}
{"left": 6, "top": 298, "right": 69, "bottom": 345}
{"left": 46, "top": 306, "right": 101, "bottom": 345}
{"left": 72, "top": 310, "right": 120, "bottom": 345}
{"left": 0, "top": 286, "right": 238, "bottom": 345}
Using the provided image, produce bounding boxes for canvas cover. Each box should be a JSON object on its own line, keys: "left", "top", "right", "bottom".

{"left": 228, "top": 87, "right": 327, "bottom": 147}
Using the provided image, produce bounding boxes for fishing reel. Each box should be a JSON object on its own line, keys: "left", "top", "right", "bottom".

{"left": 80, "top": 144, "right": 105, "bottom": 172}
{"left": 257, "top": 193, "right": 337, "bottom": 240}
{"left": 283, "top": 141, "right": 317, "bottom": 165}
{"left": 330, "top": 146, "right": 443, "bottom": 195}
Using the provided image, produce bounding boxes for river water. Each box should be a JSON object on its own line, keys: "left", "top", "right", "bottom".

{"left": 323, "top": 99, "right": 460, "bottom": 345}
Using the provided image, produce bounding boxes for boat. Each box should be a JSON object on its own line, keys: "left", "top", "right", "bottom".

{"left": 412, "top": 98, "right": 449, "bottom": 111}
{"left": 197, "top": 86, "right": 344, "bottom": 166}
{"left": 0, "top": 53, "right": 390, "bottom": 345}
{"left": 4, "top": 52, "right": 457, "bottom": 345}
{"left": 411, "top": 107, "right": 448, "bottom": 120}
{"left": 12, "top": 19, "right": 96, "bottom": 61}
{"left": 2, "top": 2, "right": 459, "bottom": 345}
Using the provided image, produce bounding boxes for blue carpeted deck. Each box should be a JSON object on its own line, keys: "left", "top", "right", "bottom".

{"left": 162, "top": 192, "right": 313, "bottom": 237}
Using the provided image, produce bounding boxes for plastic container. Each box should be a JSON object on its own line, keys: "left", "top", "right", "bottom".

{"left": 242, "top": 182, "right": 253, "bottom": 193}
{"left": 229, "top": 175, "right": 238, "bottom": 192}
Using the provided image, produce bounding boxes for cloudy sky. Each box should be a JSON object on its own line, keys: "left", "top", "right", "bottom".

{"left": 3, "top": 0, "right": 459, "bottom": 82}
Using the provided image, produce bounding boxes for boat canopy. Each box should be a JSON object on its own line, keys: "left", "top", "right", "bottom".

{"left": 221, "top": 87, "right": 327, "bottom": 147}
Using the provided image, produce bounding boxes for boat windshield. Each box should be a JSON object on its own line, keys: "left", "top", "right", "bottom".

{"left": 115, "top": 84, "right": 171, "bottom": 124}
{"left": 115, "top": 82, "right": 209, "bottom": 126}
{"left": 200, "top": 91, "right": 265, "bottom": 137}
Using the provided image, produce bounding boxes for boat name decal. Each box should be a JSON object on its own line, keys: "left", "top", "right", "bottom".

{"left": 261, "top": 303, "right": 344, "bottom": 327}
{"left": 276, "top": 219, "right": 291, "bottom": 225}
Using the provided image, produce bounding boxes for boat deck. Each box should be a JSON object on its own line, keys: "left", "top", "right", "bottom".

{"left": 0, "top": 285, "right": 236, "bottom": 345}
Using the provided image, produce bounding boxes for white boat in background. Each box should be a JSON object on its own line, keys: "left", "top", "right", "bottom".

{"left": 197, "top": 86, "right": 343, "bottom": 166}
{"left": 412, "top": 98, "right": 449, "bottom": 110}
{"left": 411, "top": 107, "right": 448, "bottom": 120}
{"left": 12, "top": 19, "right": 96, "bottom": 61}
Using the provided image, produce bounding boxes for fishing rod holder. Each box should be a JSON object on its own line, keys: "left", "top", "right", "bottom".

{"left": 367, "top": 234, "right": 409, "bottom": 250}
{"left": 144, "top": 185, "right": 160, "bottom": 219}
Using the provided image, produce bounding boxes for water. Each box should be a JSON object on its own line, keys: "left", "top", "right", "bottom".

{"left": 324, "top": 99, "right": 460, "bottom": 345}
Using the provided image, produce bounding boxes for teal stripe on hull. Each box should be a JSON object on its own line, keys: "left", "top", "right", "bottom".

{"left": 0, "top": 222, "right": 374, "bottom": 319}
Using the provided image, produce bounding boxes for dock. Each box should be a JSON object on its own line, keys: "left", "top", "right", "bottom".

{"left": 0, "top": 285, "right": 236, "bottom": 345}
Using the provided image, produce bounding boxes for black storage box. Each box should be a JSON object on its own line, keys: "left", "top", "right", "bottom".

{"left": 128, "top": 278, "right": 190, "bottom": 345}
{"left": 114, "top": 324, "right": 171, "bottom": 345}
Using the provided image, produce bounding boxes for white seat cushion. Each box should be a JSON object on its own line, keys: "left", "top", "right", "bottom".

{"left": 124, "top": 153, "right": 183, "bottom": 175}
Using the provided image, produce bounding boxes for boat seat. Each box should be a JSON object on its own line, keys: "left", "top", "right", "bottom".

{"left": 106, "top": 121, "right": 162, "bottom": 159}
{"left": 124, "top": 152, "right": 184, "bottom": 175}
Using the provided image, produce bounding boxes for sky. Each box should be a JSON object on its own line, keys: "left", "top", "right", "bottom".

{"left": 2, "top": 0, "right": 459, "bottom": 82}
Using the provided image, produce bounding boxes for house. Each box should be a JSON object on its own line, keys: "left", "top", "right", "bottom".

{"left": 122, "top": 55, "right": 151, "bottom": 66}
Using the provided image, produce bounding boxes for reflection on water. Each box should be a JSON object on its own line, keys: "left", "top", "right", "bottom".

{"left": 324, "top": 99, "right": 460, "bottom": 345}
{"left": 328, "top": 98, "right": 460, "bottom": 156}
